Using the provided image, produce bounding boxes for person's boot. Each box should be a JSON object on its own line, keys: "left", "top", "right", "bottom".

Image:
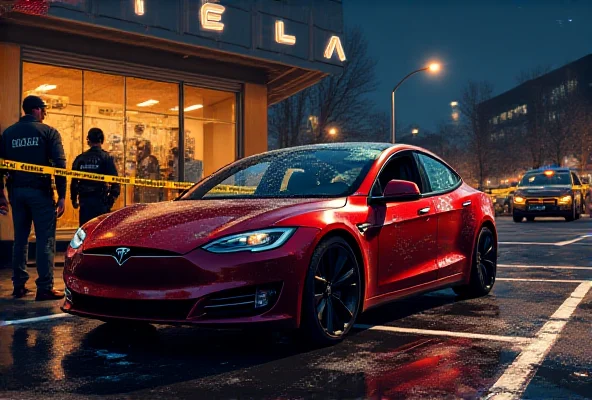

{"left": 35, "top": 289, "right": 65, "bottom": 301}
{"left": 12, "top": 287, "right": 32, "bottom": 298}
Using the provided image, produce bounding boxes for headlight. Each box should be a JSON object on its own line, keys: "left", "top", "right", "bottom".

{"left": 203, "top": 228, "right": 297, "bottom": 253}
{"left": 558, "top": 195, "right": 572, "bottom": 204}
{"left": 513, "top": 196, "right": 525, "bottom": 204}
{"left": 70, "top": 227, "right": 86, "bottom": 249}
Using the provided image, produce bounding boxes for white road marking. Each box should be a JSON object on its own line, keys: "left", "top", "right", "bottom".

{"left": 498, "top": 242, "right": 555, "bottom": 245}
{"left": 555, "top": 235, "right": 592, "bottom": 246}
{"left": 485, "top": 281, "right": 591, "bottom": 400}
{"left": 498, "top": 264, "right": 592, "bottom": 270}
{"left": 499, "top": 234, "right": 591, "bottom": 246}
{"left": 496, "top": 278, "right": 589, "bottom": 283}
{"left": 0, "top": 313, "right": 72, "bottom": 327}
{"left": 353, "top": 324, "right": 532, "bottom": 345}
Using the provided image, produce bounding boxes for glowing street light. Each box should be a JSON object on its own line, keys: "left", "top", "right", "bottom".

{"left": 391, "top": 61, "right": 442, "bottom": 143}
{"left": 328, "top": 127, "right": 338, "bottom": 136}
{"left": 428, "top": 63, "right": 441, "bottom": 73}
{"left": 412, "top": 128, "right": 419, "bottom": 135}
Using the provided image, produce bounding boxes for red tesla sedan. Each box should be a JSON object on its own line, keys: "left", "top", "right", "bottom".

{"left": 62, "top": 143, "right": 497, "bottom": 345}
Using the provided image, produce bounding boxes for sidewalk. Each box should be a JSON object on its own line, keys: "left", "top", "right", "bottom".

{"left": 0, "top": 267, "right": 66, "bottom": 323}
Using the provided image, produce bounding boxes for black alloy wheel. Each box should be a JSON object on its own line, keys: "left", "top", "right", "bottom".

{"left": 453, "top": 226, "right": 497, "bottom": 298}
{"left": 301, "top": 237, "right": 361, "bottom": 345}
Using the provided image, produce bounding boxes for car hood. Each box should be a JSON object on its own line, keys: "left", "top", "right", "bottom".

{"left": 83, "top": 198, "right": 346, "bottom": 254}
{"left": 516, "top": 186, "right": 571, "bottom": 197}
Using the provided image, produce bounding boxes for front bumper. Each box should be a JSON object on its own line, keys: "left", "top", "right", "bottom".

{"left": 61, "top": 227, "right": 320, "bottom": 329}
{"left": 513, "top": 200, "right": 571, "bottom": 217}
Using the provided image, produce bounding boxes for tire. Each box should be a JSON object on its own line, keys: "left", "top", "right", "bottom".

{"left": 526, "top": 217, "right": 535, "bottom": 222}
{"left": 565, "top": 204, "right": 576, "bottom": 222}
{"left": 300, "top": 236, "right": 362, "bottom": 346}
{"left": 453, "top": 226, "right": 497, "bottom": 298}
{"left": 513, "top": 215, "right": 523, "bottom": 223}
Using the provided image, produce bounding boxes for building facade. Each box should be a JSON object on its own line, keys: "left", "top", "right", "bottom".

{"left": 0, "top": 0, "right": 346, "bottom": 264}
{"left": 478, "top": 54, "right": 592, "bottom": 178}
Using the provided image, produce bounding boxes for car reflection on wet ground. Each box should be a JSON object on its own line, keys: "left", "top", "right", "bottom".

{"left": 0, "top": 217, "right": 591, "bottom": 400}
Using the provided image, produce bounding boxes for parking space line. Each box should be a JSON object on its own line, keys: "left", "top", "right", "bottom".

{"left": 498, "top": 264, "right": 592, "bottom": 270}
{"left": 496, "top": 278, "right": 589, "bottom": 283}
{"left": 0, "top": 313, "right": 72, "bottom": 327}
{"left": 353, "top": 324, "right": 532, "bottom": 345}
{"left": 499, "top": 234, "right": 591, "bottom": 247}
{"left": 485, "top": 281, "right": 591, "bottom": 400}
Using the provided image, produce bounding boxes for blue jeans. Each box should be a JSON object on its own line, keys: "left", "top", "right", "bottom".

{"left": 8, "top": 187, "right": 57, "bottom": 291}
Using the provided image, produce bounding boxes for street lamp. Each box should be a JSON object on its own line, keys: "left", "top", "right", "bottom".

{"left": 391, "top": 62, "right": 441, "bottom": 143}
{"left": 328, "top": 127, "right": 338, "bottom": 136}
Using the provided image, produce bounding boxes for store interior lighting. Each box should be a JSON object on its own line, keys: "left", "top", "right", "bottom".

{"left": 34, "top": 84, "right": 57, "bottom": 92}
{"left": 170, "top": 104, "right": 204, "bottom": 112}
{"left": 137, "top": 99, "right": 159, "bottom": 107}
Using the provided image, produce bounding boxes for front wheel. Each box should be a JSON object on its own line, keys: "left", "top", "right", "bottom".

{"left": 453, "top": 226, "right": 497, "bottom": 298}
{"left": 513, "top": 215, "right": 523, "bottom": 223}
{"left": 565, "top": 204, "right": 576, "bottom": 222}
{"left": 300, "top": 236, "right": 362, "bottom": 346}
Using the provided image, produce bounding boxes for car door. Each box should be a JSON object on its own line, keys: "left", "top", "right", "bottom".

{"left": 415, "top": 152, "right": 473, "bottom": 280}
{"left": 372, "top": 151, "right": 438, "bottom": 295}
{"left": 571, "top": 172, "right": 583, "bottom": 212}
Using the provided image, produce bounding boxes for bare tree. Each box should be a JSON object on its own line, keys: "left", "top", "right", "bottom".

{"left": 268, "top": 91, "right": 308, "bottom": 149}
{"left": 458, "top": 81, "right": 494, "bottom": 190}
{"left": 573, "top": 103, "right": 592, "bottom": 173}
{"left": 547, "top": 92, "right": 583, "bottom": 166}
{"left": 516, "top": 65, "right": 552, "bottom": 85}
{"left": 268, "top": 27, "right": 379, "bottom": 147}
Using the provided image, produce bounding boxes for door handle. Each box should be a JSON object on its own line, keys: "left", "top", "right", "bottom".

{"left": 462, "top": 200, "right": 472, "bottom": 207}
{"left": 418, "top": 207, "right": 431, "bottom": 215}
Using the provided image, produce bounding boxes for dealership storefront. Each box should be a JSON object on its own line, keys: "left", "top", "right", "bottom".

{"left": 0, "top": 0, "right": 345, "bottom": 263}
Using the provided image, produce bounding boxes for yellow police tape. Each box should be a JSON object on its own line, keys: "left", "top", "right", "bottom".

{"left": 0, "top": 159, "right": 256, "bottom": 194}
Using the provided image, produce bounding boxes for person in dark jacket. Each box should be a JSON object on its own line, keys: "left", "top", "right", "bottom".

{"left": 0, "top": 95, "right": 66, "bottom": 300}
{"left": 71, "top": 128, "right": 120, "bottom": 227}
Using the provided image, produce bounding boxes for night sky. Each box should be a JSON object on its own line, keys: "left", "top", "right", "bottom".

{"left": 342, "top": 0, "right": 592, "bottom": 133}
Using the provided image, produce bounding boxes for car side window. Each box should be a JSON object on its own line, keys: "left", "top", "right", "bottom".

{"left": 571, "top": 173, "right": 581, "bottom": 186}
{"left": 416, "top": 153, "right": 460, "bottom": 193}
{"left": 372, "top": 153, "right": 423, "bottom": 196}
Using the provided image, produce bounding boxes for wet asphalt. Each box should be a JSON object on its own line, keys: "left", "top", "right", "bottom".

{"left": 0, "top": 216, "right": 591, "bottom": 400}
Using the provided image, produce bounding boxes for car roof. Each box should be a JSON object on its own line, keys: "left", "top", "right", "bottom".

{"left": 524, "top": 166, "right": 572, "bottom": 174}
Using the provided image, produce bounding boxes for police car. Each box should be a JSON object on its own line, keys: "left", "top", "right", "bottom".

{"left": 512, "top": 167, "right": 586, "bottom": 222}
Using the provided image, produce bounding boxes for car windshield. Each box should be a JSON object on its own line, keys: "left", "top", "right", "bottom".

{"left": 179, "top": 145, "right": 388, "bottom": 200}
{"left": 518, "top": 171, "right": 571, "bottom": 187}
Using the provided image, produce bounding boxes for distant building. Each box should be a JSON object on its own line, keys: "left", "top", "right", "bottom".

{"left": 478, "top": 54, "right": 592, "bottom": 172}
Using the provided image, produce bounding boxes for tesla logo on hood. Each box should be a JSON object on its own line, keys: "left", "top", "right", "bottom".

{"left": 114, "top": 247, "right": 131, "bottom": 266}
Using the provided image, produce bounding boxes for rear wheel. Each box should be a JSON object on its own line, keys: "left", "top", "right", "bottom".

{"left": 453, "top": 227, "right": 497, "bottom": 298}
{"left": 300, "top": 236, "right": 362, "bottom": 346}
{"left": 513, "top": 215, "right": 523, "bottom": 223}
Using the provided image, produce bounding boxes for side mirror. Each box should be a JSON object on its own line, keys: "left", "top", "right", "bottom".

{"left": 369, "top": 179, "right": 421, "bottom": 204}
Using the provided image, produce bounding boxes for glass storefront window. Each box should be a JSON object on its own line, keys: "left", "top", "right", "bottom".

{"left": 20, "top": 63, "right": 238, "bottom": 231}
{"left": 83, "top": 71, "right": 125, "bottom": 211}
{"left": 183, "top": 86, "right": 236, "bottom": 183}
{"left": 22, "top": 63, "right": 83, "bottom": 230}
{"left": 126, "top": 77, "right": 179, "bottom": 203}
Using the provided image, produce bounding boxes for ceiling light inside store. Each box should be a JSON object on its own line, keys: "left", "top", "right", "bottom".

{"left": 170, "top": 104, "right": 204, "bottom": 112}
{"left": 34, "top": 84, "right": 57, "bottom": 92}
{"left": 184, "top": 104, "right": 203, "bottom": 111}
{"left": 137, "top": 99, "right": 159, "bottom": 107}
